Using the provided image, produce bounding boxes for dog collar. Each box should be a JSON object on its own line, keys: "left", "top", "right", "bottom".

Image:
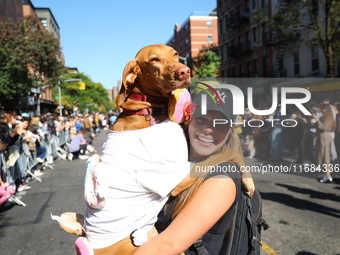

{"left": 128, "top": 93, "right": 169, "bottom": 104}
{"left": 122, "top": 107, "right": 167, "bottom": 116}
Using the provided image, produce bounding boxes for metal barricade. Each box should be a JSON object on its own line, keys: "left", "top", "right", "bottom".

{"left": 0, "top": 147, "right": 26, "bottom": 206}
{"left": 1, "top": 130, "right": 70, "bottom": 203}
{"left": 20, "top": 141, "right": 42, "bottom": 183}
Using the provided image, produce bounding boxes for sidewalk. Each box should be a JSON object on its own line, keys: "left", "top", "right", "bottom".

{"left": 0, "top": 129, "right": 108, "bottom": 254}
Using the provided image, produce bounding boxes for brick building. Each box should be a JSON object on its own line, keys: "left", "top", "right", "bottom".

{"left": 1, "top": 0, "right": 64, "bottom": 115}
{"left": 217, "top": 0, "right": 277, "bottom": 79}
{"left": 0, "top": 0, "right": 23, "bottom": 22}
{"left": 166, "top": 11, "right": 218, "bottom": 61}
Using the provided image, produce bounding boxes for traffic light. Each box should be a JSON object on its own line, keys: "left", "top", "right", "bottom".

{"left": 78, "top": 82, "right": 86, "bottom": 90}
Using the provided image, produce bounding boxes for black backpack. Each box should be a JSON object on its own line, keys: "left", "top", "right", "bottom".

{"left": 192, "top": 189, "right": 269, "bottom": 255}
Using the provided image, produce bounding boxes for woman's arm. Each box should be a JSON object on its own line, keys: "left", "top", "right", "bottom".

{"left": 132, "top": 176, "right": 236, "bottom": 255}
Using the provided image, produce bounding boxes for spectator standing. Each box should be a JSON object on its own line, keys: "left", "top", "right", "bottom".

{"left": 83, "top": 115, "right": 94, "bottom": 144}
{"left": 312, "top": 104, "right": 336, "bottom": 183}
{"left": 270, "top": 106, "right": 284, "bottom": 161}
{"left": 323, "top": 98, "right": 338, "bottom": 162}
{"left": 335, "top": 102, "right": 340, "bottom": 159}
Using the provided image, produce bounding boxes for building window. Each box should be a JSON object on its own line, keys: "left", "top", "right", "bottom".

{"left": 226, "top": 42, "right": 229, "bottom": 59}
{"left": 225, "top": 14, "right": 229, "bottom": 31}
{"left": 40, "top": 18, "right": 48, "bottom": 30}
{"left": 206, "top": 20, "right": 212, "bottom": 28}
{"left": 185, "top": 39, "right": 189, "bottom": 45}
{"left": 220, "top": 45, "right": 224, "bottom": 61}
{"left": 254, "top": 59, "right": 258, "bottom": 77}
{"left": 293, "top": 52, "right": 300, "bottom": 75}
{"left": 335, "top": 61, "right": 340, "bottom": 76}
{"left": 219, "top": 18, "right": 223, "bottom": 34}
{"left": 207, "top": 35, "right": 213, "bottom": 44}
{"left": 246, "top": 0, "right": 250, "bottom": 12}
{"left": 252, "top": 0, "right": 257, "bottom": 10}
{"left": 247, "top": 61, "right": 252, "bottom": 77}
{"left": 246, "top": 31, "right": 251, "bottom": 50}
{"left": 263, "top": 56, "right": 268, "bottom": 77}
{"left": 261, "top": 0, "right": 267, "bottom": 8}
{"left": 252, "top": 27, "right": 257, "bottom": 48}
{"left": 310, "top": 47, "right": 319, "bottom": 71}
{"left": 239, "top": 64, "right": 244, "bottom": 77}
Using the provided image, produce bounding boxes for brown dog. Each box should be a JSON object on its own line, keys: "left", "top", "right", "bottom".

{"left": 113, "top": 44, "right": 191, "bottom": 131}
{"left": 56, "top": 45, "right": 255, "bottom": 255}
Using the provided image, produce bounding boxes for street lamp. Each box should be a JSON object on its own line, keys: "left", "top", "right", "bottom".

{"left": 58, "top": 78, "right": 82, "bottom": 116}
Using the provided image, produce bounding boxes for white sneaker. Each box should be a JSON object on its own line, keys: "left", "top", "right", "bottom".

{"left": 87, "top": 145, "right": 94, "bottom": 152}
{"left": 79, "top": 155, "right": 89, "bottom": 160}
{"left": 36, "top": 157, "right": 44, "bottom": 163}
{"left": 68, "top": 153, "right": 73, "bottom": 161}
{"left": 34, "top": 170, "right": 43, "bottom": 176}
{"left": 17, "top": 184, "right": 31, "bottom": 192}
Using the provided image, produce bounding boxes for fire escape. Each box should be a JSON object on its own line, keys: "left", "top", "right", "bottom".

{"left": 270, "top": 0, "right": 292, "bottom": 77}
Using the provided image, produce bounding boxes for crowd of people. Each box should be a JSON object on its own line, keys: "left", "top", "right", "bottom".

{"left": 238, "top": 98, "right": 340, "bottom": 183}
{"left": 0, "top": 110, "right": 119, "bottom": 207}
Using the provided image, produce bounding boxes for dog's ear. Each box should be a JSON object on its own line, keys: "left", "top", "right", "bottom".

{"left": 116, "top": 60, "right": 140, "bottom": 107}
{"left": 122, "top": 60, "right": 140, "bottom": 90}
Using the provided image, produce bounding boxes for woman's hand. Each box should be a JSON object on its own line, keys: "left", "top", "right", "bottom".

{"left": 132, "top": 176, "right": 236, "bottom": 255}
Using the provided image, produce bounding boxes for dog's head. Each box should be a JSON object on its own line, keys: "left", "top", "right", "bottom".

{"left": 121, "top": 44, "right": 191, "bottom": 96}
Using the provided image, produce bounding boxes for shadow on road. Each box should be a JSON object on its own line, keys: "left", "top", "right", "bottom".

{"left": 261, "top": 191, "right": 340, "bottom": 219}
{"left": 276, "top": 183, "right": 340, "bottom": 203}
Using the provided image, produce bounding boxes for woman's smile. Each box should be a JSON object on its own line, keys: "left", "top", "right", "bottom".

{"left": 196, "top": 135, "right": 215, "bottom": 146}
{"left": 189, "top": 110, "right": 231, "bottom": 160}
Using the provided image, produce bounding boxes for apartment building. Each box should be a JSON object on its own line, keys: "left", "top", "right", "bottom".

{"left": 35, "top": 8, "right": 60, "bottom": 40}
{"left": 166, "top": 11, "right": 218, "bottom": 61}
{"left": 0, "top": 0, "right": 23, "bottom": 22}
{"left": 217, "top": 0, "right": 276, "bottom": 79}
{"left": 217, "top": 0, "right": 340, "bottom": 103}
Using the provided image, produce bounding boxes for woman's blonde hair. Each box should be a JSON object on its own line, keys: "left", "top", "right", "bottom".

{"left": 171, "top": 124, "right": 243, "bottom": 219}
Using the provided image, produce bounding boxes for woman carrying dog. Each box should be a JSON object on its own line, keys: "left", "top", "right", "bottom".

{"left": 132, "top": 88, "right": 251, "bottom": 255}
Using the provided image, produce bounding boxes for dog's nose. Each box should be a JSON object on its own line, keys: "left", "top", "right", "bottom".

{"left": 177, "top": 66, "right": 191, "bottom": 79}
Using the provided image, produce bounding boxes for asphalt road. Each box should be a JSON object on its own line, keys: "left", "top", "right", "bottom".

{"left": 1, "top": 129, "right": 340, "bottom": 255}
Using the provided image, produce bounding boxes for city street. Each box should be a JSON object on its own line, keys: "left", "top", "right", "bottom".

{"left": 1, "top": 130, "right": 340, "bottom": 255}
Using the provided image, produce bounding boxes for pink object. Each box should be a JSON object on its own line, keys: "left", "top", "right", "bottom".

{"left": 4, "top": 182, "right": 16, "bottom": 195}
{"left": 0, "top": 182, "right": 14, "bottom": 205}
{"left": 75, "top": 237, "right": 93, "bottom": 255}
{"left": 84, "top": 155, "right": 108, "bottom": 209}
{"left": 170, "top": 88, "right": 191, "bottom": 123}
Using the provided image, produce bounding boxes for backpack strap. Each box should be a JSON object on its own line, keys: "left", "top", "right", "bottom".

{"left": 191, "top": 238, "right": 210, "bottom": 255}
{"left": 246, "top": 197, "right": 261, "bottom": 254}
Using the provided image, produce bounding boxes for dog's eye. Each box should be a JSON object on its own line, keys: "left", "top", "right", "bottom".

{"left": 150, "top": 58, "right": 160, "bottom": 62}
{"left": 174, "top": 52, "right": 179, "bottom": 56}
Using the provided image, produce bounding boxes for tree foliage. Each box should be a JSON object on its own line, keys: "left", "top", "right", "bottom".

{"left": 255, "top": 0, "right": 340, "bottom": 77}
{"left": 0, "top": 16, "right": 64, "bottom": 99}
{"left": 55, "top": 72, "right": 115, "bottom": 114}
{"left": 190, "top": 44, "right": 221, "bottom": 78}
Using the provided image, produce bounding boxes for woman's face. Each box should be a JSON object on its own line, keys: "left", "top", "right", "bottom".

{"left": 189, "top": 110, "right": 230, "bottom": 159}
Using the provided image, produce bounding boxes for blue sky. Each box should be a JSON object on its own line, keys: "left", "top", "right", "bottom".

{"left": 32, "top": 0, "right": 216, "bottom": 89}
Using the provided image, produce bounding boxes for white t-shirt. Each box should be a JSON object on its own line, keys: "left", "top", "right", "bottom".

{"left": 84, "top": 120, "right": 190, "bottom": 249}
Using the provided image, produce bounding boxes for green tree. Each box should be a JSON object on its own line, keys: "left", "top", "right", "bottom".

{"left": 257, "top": 0, "right": 340, "bottom": 77}
{"left": 55, "top": 72, "right": 114, "bottom": 114}
{"left": 191, "top": 45, "right": 221, "bottom": 78}
{"left": 0, "top": 16, "right": 64, "bottom": 99}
